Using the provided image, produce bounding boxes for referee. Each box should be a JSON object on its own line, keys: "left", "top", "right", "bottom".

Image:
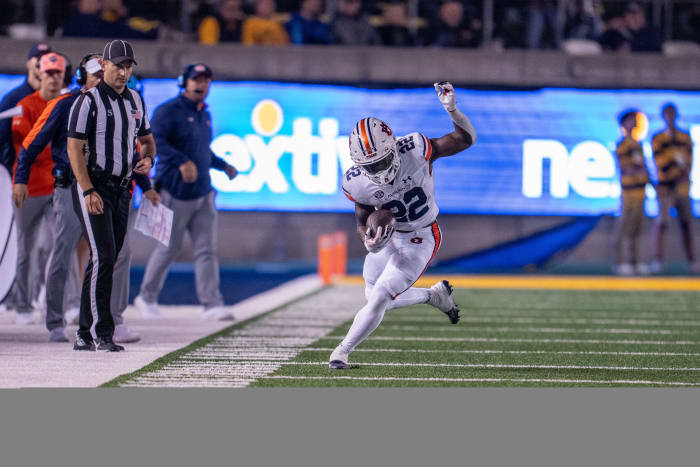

{"left": 67, "top": 40, "right": 155, "bottom": 352}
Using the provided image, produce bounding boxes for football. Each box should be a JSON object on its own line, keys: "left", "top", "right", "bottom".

{"left": 366, "top": 209, "right": 396, "bottom": 237}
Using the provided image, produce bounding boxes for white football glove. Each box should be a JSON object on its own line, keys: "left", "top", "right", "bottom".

{"left": 364, "top": 224, "right": 395, "bottom": 254}
{"left": 434, "top": 81, "right": 457, "bottom": 112}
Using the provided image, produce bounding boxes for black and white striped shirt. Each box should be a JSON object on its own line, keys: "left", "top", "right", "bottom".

{"left": 67, "top": 80, "right": 151, "bottom": 178}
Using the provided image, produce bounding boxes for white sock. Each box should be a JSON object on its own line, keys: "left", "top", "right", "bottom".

{"left": 388, "top": 287, "right": 430, "bottom": 310}
{"left": 340, "top": 288, "right": 392, "bottom": 353}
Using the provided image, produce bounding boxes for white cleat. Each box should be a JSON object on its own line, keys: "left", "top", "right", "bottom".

{"left": 428, "top": 280, "right": 460, "bottom": 324}
{"left": 113, "top": 324, "right": 142, "bottom": 343}
{"left": 64, "top": 307, "right": 80, "bottom": 325}
{"left": 635, "top": 263, "right": 651, "bottom": 276}
{"left": 15, "top": 312, "right": 36, "bottom": 325}
{"left": 135, "top": 295, "right": 163, "bottom": 320}
{"left": 329, "top": 346, "right": 352, "bottom": 370}
{"left": 202, "top": 306, "right": 234, "bottom": 321}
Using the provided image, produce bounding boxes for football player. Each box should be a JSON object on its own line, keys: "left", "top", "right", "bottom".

{"left": 329, "top": 81, "right": 477, "bottom": 369}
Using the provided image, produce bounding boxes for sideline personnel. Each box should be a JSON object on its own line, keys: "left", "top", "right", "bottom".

{"left": 67, "top": 40, "right": 155, "bottom": 352}
{"left": 11, "top": 52, "right": 66, "bottom": 325}
{"left": 0, "top": 43, "right": 51, "bottom": 171}
{"left": 135, "top": 63, "right": 238, "bottom": 321}
{"left": 650, "top": 103, "right": 697, "bottom": 274}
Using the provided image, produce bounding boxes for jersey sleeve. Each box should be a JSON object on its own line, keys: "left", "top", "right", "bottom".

{"left": 67, "top": 93, "right": 95, "bottom": 140}
{"left": 341, "top": 165, "right": 368, "bottom": 205}
{"left": 398, "top": 132, "right": 432, "bottom": 165}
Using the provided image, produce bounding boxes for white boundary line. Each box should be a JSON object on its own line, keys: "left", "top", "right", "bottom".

{"left": 260, "top": 376, "right": 700, "bottom": 387}
{"left": 229, "top": 274, "right": 324, "bottom": 322}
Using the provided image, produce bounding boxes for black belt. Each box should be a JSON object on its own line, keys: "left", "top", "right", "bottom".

{"left": 89, "top": 167, "right": 132, "bottom": 190}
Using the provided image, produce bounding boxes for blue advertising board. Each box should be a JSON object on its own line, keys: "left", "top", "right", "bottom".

{"left": 2, "top": 75, "right": 698, "bottom": 216}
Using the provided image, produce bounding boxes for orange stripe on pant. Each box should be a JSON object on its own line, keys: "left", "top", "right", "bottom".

{"left": 393, "top": 221, "right": 442, "bottom": 299}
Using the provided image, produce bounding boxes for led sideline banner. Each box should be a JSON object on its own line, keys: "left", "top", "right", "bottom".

{"left": 1, "top": 76, "right": 698, "bottom": 216}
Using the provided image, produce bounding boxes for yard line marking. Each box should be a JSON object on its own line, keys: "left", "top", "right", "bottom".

{"left": 303, "top": 348, "right": 700, "bottom": 357}
{"left": 337, "top": 275, "right": 700, "bottom": 291}
{"left": 260, "top": 375, "right": 700, "bottom": 386}
{"left": 323, "top": 336, "right": 700, "bottom": 345}
{"left": 382, "top": 316, "right": 700, "bottom": 326}
{"left": 376, "top": 325, "right": 685, "bottom": 335}
{"left": 273, "top": 361, "right": 700, "bottom": 372}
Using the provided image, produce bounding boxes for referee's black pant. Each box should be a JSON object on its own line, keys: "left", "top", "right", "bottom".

{"left": 72, "top": 178, "right": 131, "bottom": 341}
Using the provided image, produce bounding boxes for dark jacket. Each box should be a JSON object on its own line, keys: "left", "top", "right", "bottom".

{"left": 15, "top": 89, "right": 151, "bottom": 191}
{"left": 0, "top": 80, "right": 34, "bottom": 170}
{"left": 152, "top": 94, "right": 228, "bottom": 200}
{"left": 286, "top": 12, "right": 331, "bottom": 45}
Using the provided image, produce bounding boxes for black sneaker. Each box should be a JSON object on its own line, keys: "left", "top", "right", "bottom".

{"left": 95, "top": 337, "right": 125, "bottom": 352}
{"left": 73, "top": 333, "right": 95, "bottom": 351}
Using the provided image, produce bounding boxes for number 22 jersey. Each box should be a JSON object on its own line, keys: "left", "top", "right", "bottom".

{"left": 342, "top": 132, "right": 438, "bottom": 232}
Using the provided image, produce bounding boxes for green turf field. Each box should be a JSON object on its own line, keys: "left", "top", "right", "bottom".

{"left": 110, "top": 284, "right": 700, "bottom": 388}
{"left": 252, "top": 288, "right": 700, "bottom": 387}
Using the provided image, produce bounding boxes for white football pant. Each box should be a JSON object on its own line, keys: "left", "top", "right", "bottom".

{"left": 340, "top": 222, "right": 442, "bottom": 353}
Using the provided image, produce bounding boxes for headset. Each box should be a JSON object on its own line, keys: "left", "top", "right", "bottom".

{"left": 60, "top": 54, "right": 73, "bottom": 88}
{"left": 177, "top": 63, "right": 212, "bottom": 88}
{"left": 177, "top": 63, "right": 196, "bottom": 88}
{"left": 75, "top": 53, "right": 101, "bottom": 87}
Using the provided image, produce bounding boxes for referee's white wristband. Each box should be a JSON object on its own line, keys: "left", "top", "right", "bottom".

{"left": 448, "top": 107, "right": 477, "bottom": 144}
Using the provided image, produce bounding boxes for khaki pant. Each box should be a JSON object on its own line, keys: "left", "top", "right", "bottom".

{"left": 653, "top": 180, "right": 694, "bottom": 262}
{"left": 615, "top": 192, "right": 645, "bottom": 266}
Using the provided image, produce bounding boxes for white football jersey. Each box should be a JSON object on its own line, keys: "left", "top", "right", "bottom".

{"left": 343, "top": 132, "right": 438, "bottom": 232}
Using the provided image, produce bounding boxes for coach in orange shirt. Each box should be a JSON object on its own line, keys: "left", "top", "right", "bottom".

{"left": 10, "top": 52, "right": 65, "bottom": 324}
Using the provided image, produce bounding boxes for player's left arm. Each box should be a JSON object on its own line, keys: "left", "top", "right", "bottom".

{"left": 428, "top": 81, "right": 477, "bottom": 163}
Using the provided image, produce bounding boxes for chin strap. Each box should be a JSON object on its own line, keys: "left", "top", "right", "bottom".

{"left": 448, "top": 107, "right": 477, "bottom": 144}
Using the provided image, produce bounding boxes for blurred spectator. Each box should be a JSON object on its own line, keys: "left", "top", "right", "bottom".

{"left": 613, "top": 110, "right": 650, "bottom": 276}
{"left": 377, "top": 1, "right": 415, "bottom": 47}
{"left": 242, "top": 0, "right": 290, "bottom": 45}
{"left": 624, "top": 2, "right": 661, "bottom": 52}
{"left": 675, "top": 4, "right": 700, "bottom": 43}
{"left": 598, "top": 7, "right": 631, "bottom": 52}
{"left": 564, "top": 0, "right": 604, "bottom": 41}
{"left": 527, "top": 0, "right": 557, "bottom": 49}
{"left": 495, "top": 2, "right": 527, "bottom": 48}
{"left": 198, "top": 0, "right": 245, "bottom": 44}
{"left": 651, "top": 103, "right": 697, "bottom": 274}
{"left": 286, "top": 0, "right": 331, "bottom": 45}
{"left": 428, "top": 1, "right": 481, "bottom": 48}
{"left": 62, "top": 0, "right": 159, "bottom": 39}
{"left": 330, "top": 0, "right": 380, "bottom": 46}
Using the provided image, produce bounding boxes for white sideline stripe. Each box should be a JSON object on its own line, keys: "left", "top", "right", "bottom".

{"left": 260, "top": 376, "right": 700, "bottom": 387}
{"left": 324, "top": 336, "right": 700, "bottom": 345}
{"left": 378, "top": 325, "right": 683, "bottom": 335}
{"left": 76, "top": 181, "right": 99, "bottom": 326}
{"left": 229, "top": 274, "right": 324, "bottom": 322}
{"left": 304, "top": 348, "right": 700, "bottom": 357}
{"left": 277, "top": 361, "right": 700, "bottom": 372}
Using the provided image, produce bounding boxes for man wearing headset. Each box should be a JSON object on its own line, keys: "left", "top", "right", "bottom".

{"left": 14, "top": 54, "right": 157, "bottom": 341}
{"left": 134, "top": 63, "right": 238, "bottom": 321}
